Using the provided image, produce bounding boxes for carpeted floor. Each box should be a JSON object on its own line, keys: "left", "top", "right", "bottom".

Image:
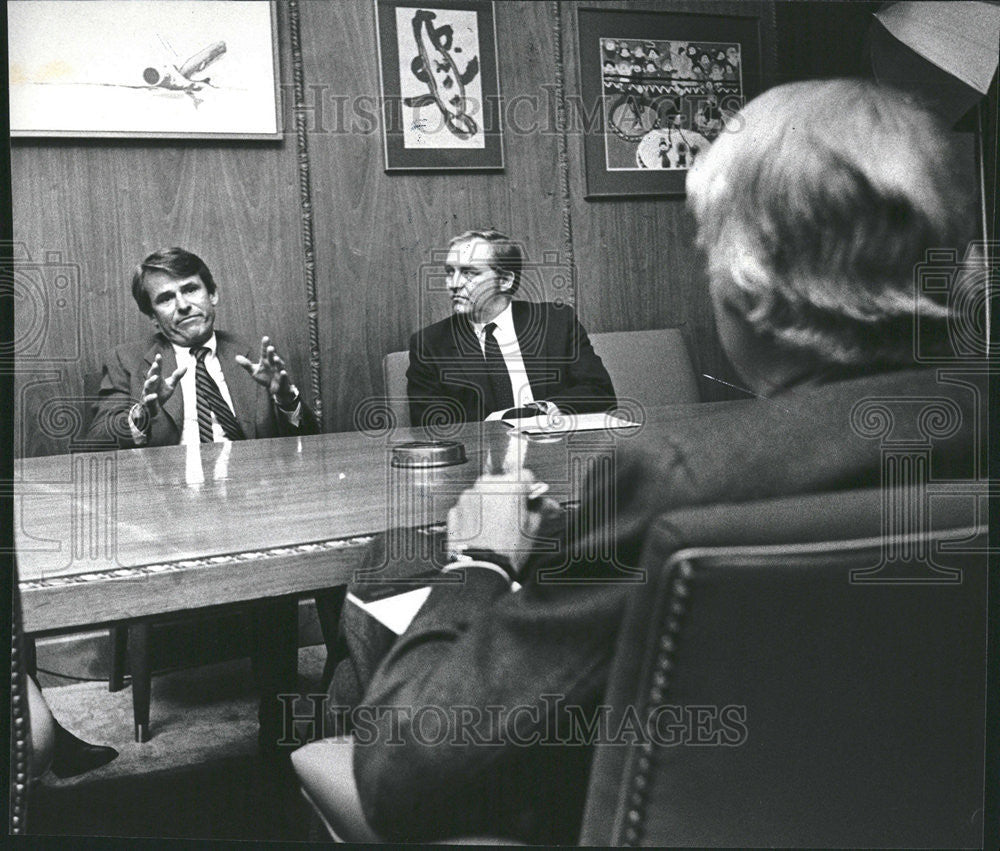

{"left": 28, "top": 646, "right": 331, "bottom": 841}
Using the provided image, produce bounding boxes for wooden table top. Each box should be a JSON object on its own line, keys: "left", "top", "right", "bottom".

{"left": 16, "top": 403, "right": 746, "bottom": 633}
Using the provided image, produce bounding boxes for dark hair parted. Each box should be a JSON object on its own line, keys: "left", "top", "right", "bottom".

{"left": 131, "top": 247, "right": 217, "bottom": 316}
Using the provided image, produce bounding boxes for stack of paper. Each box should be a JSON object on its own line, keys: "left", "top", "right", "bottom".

{"left": 501, "top": 411, "right": 640, "bottom": 435}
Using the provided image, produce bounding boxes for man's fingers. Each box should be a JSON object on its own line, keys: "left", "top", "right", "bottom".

{"left": 447, "top": 505, "right": 474, "bottom": 552}
{"left": 142, "top": 372, "right": 162, "bottom": 395}
{"left": 523, "top": 505, "right": 545, "bottom": 540}
{"left": 474, "top": 471, "right": 537, "bottom": 497}
{"left": 258, "top": 336, "right": 270, "bottom": 364}
{"left": 447, "top": 498, "right": 480, "bottom": 548}
{"left": 164, "top": 365, "right": 187, "bottom": 389}
{"left": 533, "top": 496, "right": 561, "bottom": 517}
{"left": 234, "top": 354, "right": 256, "bottom": 374}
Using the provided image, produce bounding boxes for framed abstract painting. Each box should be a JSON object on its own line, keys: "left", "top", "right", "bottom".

{"left": 577, "top": 6, "right": 764, "bottom": 198}
{"left": 375, "top": 0, "right": 504, "bottom": 170}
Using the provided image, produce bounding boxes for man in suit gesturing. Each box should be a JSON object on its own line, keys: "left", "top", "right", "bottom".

{"left": 86, "top": 247, "right": 326, "bottom": 755}
{"left": 87, "top": 246, "right": 315, "bottom": 447}
{"left": 406, "top": 229, "right": 616, "bottom": 426}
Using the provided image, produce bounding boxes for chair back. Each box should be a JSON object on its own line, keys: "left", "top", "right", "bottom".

{"left": 68, "top": 369, "right": 117, "bottom": 452}
{"left": 589, "top": 328, "right": 698, "bottom": 408}
{"left": 580, "top": 487, "right": 988, "bottom": 847}
{"left": 81, "top": 369, "right": 102, "bottom": 432}
{"left": 382, "top": 350, "right": 411, "bottom": 429}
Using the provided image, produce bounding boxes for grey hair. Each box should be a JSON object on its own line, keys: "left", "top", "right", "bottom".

{"left": 686, "top": 79, "right": 973, "bottom": 365}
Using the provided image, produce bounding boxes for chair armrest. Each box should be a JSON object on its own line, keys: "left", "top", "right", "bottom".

{"left": 292, "top": 736, "right": 527, "bottom": 845}
{"left": 290, "top": 736, "right": 382, "bottom": 843}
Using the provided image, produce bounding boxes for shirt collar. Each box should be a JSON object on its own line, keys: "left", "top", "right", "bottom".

{"left": 471, "top": 302, "right": 515, "bottom": 341}
{"left": 172, "top": 331, "right": 218, "bottom": 362}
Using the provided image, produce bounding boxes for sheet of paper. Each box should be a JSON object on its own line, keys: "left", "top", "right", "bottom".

{"left": 346, "top": 587, "right": 432, "bottom": 635}
{"left": 502, "top": 412, "right": 640, "bottom": 435}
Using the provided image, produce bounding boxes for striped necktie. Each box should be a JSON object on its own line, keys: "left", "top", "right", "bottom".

{"left": 483, "top": 322, "right": 515, "bottom": 412}
{"left": 191, "top": 347, "right": 245, "bottom": 442}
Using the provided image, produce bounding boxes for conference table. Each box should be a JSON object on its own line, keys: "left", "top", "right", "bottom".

{"left": 14, "top": 402, "right": 743, "bottom": 739}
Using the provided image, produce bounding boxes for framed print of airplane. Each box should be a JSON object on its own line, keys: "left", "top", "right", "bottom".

{"left": 8, "top": 0, "right": 281, "bottom": 139}
{"left": 375, "top": 0, "right": 504, "bottom": 170}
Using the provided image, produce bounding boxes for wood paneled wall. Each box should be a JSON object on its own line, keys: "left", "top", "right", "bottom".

{"left": 562, "top": 0, "right": 774, "bottom": 403}
{"left": 13, "top": 0, "right": 774, "bottom": 458}
{"left": 12, "top": 4, "right": 309, "bottom": 457}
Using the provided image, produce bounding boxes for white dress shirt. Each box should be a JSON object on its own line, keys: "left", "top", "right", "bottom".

{"left": 471, "top": 302, "right": 535, "bottom": 412}
{"left": 174, "top": 335, "right": 239, "bottom": 445}
{"left": 128, "top": 332, "right": 300, "bottom": 445}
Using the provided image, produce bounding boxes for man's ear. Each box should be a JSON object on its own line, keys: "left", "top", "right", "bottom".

{"left": 148, "top": 313, "right": 163, "bottom": 332}
{"left": 498, "top": 271, "right": 515, "bottom": 292}
{"left": 210, "top": 291, "right": 219, "bottom": 306}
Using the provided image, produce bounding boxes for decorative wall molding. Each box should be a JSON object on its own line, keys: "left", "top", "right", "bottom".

{"left": 288, "top": 0, "right": 325, "bottom": 427}
{"left": 551, "top": 1, "right": 575, "bottom": 282}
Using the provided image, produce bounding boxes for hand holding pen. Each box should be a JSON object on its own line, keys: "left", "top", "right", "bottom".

{"left": 447, "top": 471, "right": 555, "bottom": 575}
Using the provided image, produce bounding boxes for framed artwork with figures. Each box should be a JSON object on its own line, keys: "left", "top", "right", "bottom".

{"left": 578, "top": 6, "right": 764, "bottom": 198}
{"left": 375, "top": 0, "right": 504, "bottom": 170}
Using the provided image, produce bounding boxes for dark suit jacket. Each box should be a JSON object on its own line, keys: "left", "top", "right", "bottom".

{"left": 85, "top": 331, "right": 317, "bottom": 448}
{"left": 405, "top": 301, "right": 616, "bottom": 425}
{"left": 352, "top": 367, "right": 986, "bottom": 843}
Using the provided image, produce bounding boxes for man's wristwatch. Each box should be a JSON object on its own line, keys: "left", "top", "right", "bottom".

{"left": 447, "top": 548, "right": 517, "bottom": 582}
{"left": 275, "top": 384, "right": 300, "bottom": 412}
{"left": 129, "top": 402, "right": 151, "bottom": 432}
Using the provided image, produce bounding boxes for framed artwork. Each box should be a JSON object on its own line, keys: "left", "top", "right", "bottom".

{"left": 8, "top": 0, "right": 281, "bottom": 139}
{"left": 577, "top": 7, "right": 763, "bottom": 198}
{"left": 375, "top": 0, "right": 504, "bottom": 171}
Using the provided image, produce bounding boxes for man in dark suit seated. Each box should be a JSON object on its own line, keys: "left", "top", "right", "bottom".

{"left": 406, "top": 229, "right": 616, "bottom": 426}
{"left": 85, "top": 247, "right": 333, "bottom": 754}
{"left": 342, "top": 81, "right": 985, "bottom": 843}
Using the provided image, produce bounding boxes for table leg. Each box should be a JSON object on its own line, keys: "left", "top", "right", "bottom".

{"left": 251, "top": 597, "right": 299, "bottom": 755}
{"left": 109, "top": 626, "right": 128, "bottom": 692}
{"left": 314, "top": 586, "right": 348, "bottom": 692}
{"left": 128, "top": 621, "right": 151, "bottom": 742}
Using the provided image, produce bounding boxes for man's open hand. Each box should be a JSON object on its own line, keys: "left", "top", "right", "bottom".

{"left": 141, "top": 353, "right": 186, "bottom": 415}
{"left": 235, "top": 336, "right": 298, "bottom": 407}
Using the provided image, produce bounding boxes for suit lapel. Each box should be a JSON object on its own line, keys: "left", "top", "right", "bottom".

{"left": 513, "top": 301, "right": 549, "bottom": 394}
{"left": 440, "top": 316, "right": 492, "bottom": 416}
{"left": 216, "top": 333, "right": 258, "bottom": 439}
{"left": 147, "top": 338, "right": 183, "bottom": 436}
